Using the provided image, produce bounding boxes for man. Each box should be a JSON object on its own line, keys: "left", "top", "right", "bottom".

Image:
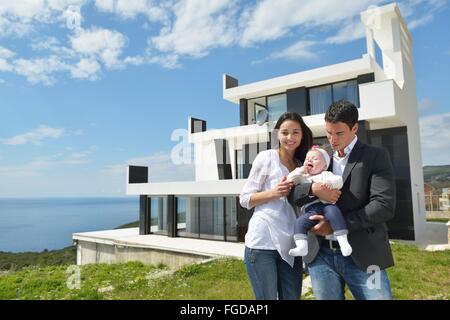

{"left": 289, "top": 100, "right": 396, "bottom": 300}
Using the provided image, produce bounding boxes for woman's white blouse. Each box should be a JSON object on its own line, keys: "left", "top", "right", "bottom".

{"left": 239, "top": 149, "right": 298, "bottom": 267}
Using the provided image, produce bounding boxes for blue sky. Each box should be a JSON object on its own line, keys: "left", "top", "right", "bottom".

{"left": 0, "top": 0, "right": 449, "bottom": 197}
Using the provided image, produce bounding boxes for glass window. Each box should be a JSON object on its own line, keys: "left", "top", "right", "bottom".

{"left": 267, "top": 94, "right": 287, "bottom": 122}
{"left": 236, "top": 149, "right": 244, "bottom": 179}
{"left": 199, "top": 197, "right": 224, "bottom": 240}
{"left": 332, "top": 80, "right": 359, "bottom": 108}
{"left": 247, "top": 97, "right": 266, "bottom": 125}
{"left": 177, "top": 197, "right": 199, "bottom": 238}
{"left": 150, "top": 197, "right": 167, "bottom": 235}
{"left": 309, "top": 85, "right": 332, "bottom": 115}
{"left": 225, "top": 197, "right": 238, "bottom": 241}
{"left": 176, "top": 197, "right": 186, "bottom": 234}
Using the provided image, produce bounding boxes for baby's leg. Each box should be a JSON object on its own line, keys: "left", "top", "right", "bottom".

{"left": 322, "top": 205, "right": 352, "bottom": 256}
{"left": 289, "top": 207, "right": 322, "bottom": 257}
{"left": 294, "top": 209, "right": 321, "bottom": 235}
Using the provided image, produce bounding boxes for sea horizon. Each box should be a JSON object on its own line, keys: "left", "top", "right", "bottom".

{"left": 0, "top": 197, "right": 139, "bottom": 253}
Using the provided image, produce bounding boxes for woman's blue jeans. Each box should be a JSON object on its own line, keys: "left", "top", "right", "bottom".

{"left": 244, "top": 246, "right": 303, "bottom": 300}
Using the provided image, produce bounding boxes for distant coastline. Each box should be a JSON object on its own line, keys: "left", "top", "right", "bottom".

{"left": 0, "top": 197, "right": 138, "bottom": 253}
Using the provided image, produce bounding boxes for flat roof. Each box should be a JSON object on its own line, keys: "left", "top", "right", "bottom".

{"left": 223, "top": 55, "right": 373, "bottom": 103}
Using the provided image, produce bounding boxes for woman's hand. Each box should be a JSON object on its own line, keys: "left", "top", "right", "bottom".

{"left": 272, "top": 176, "right": 294, "bottom": 198}
{"left": 311, "top": 182, "right": 341, "bottom": 203}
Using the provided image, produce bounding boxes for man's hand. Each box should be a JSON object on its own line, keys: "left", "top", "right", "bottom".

{"left": 310, "top": 215, "right": 333, "bottom": 236}
{"left": 311, "top": 182, "right": 341, "bottom": 203}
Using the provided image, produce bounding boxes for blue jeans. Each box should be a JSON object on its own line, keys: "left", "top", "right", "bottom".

{"left": 307, "top": 246, "right": 393, "bottom": 300}
{"left": 244, "top": 246, "right": 303, "bottom": 300}
{"left": 295, "top": 203, "right": 348, "bottom": 236}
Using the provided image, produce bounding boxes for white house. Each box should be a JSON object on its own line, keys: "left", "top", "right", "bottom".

{"left": 111, "top": 3, "right": 448, "bottom": 252}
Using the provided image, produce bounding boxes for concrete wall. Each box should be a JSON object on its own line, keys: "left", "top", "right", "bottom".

{"left": 76, "top": 240, "right": 212, "bottom": 270}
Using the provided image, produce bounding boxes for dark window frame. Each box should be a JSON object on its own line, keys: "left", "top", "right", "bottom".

{"left": 307, "top": 78, "right": 360, "bottom": 115}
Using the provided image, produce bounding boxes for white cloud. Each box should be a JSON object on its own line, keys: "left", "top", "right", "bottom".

{"left": 101, "top": 150, "right": 195, "bottom": 182}
{"left": 70, "top": 57, "right": 101, "bottom": 79}
{"left": 0, "top": 147, "right": 94, "bottom": 180}
{"left": 419, "top": 112, "right": 450, "bottom": 165}
{"left": 149, "top": 0, "right": 239, "bottom": 64}
{"left": 13, "top": 55, "right": 68, "bottom": 85}
{"left": 325, "top": 18, "right": 366, "bottom": 44}
{"left": 95, "top": 0, "right": 168, "bottom": 22}
{"left": 239, "top": 0, "right": 382, "bottom": 47}
{"left": 398, "top": 0, "right": 447, "bottom": 30}
{"left": 0, "top": 125, "right": 83, "bottom": 146}
{"left": 1, "top": 0, "right": 447, "bottom": 78}
{"left": 419, "top": 98, "right": 438, "bottom": 113}
{"left": 70, "top": 27, "right": 127, "bottom": 68}
{"left": 0, "top": 58, "right": 13, "bottom": 72}
{"left": 0, "top": 0, "right": 88, "bottom": 37}
{"left": 261, "top": 40, "right": 317, "bottom": 63}
{"left": 0, "top": 46, "right": 15, "bottom": 59}
{"left": 0, "top": 46, "right": 15, "bottom": 71}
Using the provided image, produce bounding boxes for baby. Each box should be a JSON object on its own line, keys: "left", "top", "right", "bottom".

{"left": 286, "top": 146, "right": 352, "bottom": 257}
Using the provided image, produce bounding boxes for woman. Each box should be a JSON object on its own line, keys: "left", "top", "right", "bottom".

{"left": 239, "top": 112, "right": 313, "bottom": 300}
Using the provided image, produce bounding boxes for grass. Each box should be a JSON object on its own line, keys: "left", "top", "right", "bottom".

{"left": 427, "top": 218, "right": 449, "bottom": 223}
{"left": 0, "top": 242, "right": 448, "bottom": 300}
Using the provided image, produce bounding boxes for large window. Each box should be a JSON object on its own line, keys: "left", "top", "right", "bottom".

{"left": 235, "top": 149, "right": 244, "bottom": 179}
{"left": 150, "top": 197, "right": 168, "bottom": 235}
{"left": 177, "top": 197, "right": 199, "bottom": 238}
{"left": 225, "top": 197, "right": 238, "bottom": 241}
{"left": 247, "top": 94, "right": 287, "bottom": 125}
{"left": 199, "top": 197, "right": 224, "bottom": 240}
{"left": 175, "top": 196, "right": 238, "bottom": 241}
{"left": 309, "top": 85, "right": 332, "bottom": 115}
{"left": 309, "top": 80, "right": 359, "bottom": 115}
{"left": 247, "top": 97, "right": 266, "bottom": 125}
{"left": 267, "top": 94, "right": 287, "bottom": 122}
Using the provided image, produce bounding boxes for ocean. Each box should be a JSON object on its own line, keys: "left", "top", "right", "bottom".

{"left": 0, "top": 197, "right": 138, "bottom": 253}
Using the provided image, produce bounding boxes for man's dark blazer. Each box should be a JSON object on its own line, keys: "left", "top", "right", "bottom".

{"left": 288, "top": 140, "right": 396, "bottom": 271}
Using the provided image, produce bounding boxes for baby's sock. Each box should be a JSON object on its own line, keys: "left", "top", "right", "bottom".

{"left": 289, "top": 239, "right": 308, "bottom": 257}
{"left": 336, "top": 234, "right": 352, "bottom": 256}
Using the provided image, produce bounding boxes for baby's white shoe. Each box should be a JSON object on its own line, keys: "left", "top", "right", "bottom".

{"left": 289, "top": 239, "right": 308, "bottom": 257}
{"left": 336, "top": 234, "right": 352, "bottom": 257}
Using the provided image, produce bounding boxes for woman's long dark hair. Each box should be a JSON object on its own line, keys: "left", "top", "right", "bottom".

{"left": 274, "top": 112, "right": 313, "bottom": 162}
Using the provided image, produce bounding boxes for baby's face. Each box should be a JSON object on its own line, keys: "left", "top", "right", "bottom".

{"left": 303, "top": 150, "right": 327, "bottom": 175}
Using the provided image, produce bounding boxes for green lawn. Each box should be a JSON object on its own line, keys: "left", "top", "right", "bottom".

{"left": 0, "top": 242, "right": 448, "bottom": 300}
{"left": 427, "top": 218, "right": 449, "bottom": 223}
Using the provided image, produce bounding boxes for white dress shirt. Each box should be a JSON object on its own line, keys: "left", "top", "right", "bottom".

{"left": 324, "top": 135, "right": 358, "bottom": 241}
{"left": 239, "top": 149, "right": 298, "bottom": 267}
{"left": 332, "top": 135, "right": 358, "bottom": 177}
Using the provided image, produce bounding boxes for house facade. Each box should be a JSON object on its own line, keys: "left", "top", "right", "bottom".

{"left": 126, "top": 3, "right": 447, "bottom": 245}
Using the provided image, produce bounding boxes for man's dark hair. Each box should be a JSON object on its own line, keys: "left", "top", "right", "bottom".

{"left": 324, "top": 100, "right": 359, "bottom": 129}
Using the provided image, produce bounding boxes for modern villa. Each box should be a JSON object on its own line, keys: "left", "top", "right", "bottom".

{"left": 73, "top": 3, "right": 448, "bottom": 266}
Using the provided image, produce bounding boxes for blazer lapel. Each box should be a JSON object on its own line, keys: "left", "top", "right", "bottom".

{"left": 341, "top": 140, "right": 365, "bottom": 184}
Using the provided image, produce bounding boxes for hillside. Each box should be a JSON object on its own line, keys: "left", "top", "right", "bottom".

{"left": 0, "top": 246, "right": 76, "bottom": 271}
{"left": 423, "top": 165, "right": 450, "bottom": 190}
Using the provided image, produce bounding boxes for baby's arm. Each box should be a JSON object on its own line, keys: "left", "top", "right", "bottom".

{"left": 311, "top": 171, "right": 343, "bottom": 189}
{"left": 286, "top": 166, "right": 309, "bottom": 185}
{"left": 323, "top": 172, "right": 343, "bottom": 189}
